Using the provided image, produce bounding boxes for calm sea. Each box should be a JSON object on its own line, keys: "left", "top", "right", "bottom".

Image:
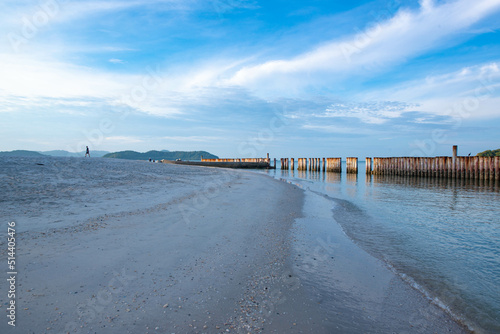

{"left": 260, "top": 162, "right": 499, "bottom": 333}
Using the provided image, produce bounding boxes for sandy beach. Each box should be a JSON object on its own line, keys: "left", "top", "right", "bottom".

{"left": 0, "top": 157, "right": 470, "bottom": 333}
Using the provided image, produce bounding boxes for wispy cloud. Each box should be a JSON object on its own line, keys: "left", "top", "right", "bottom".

{"left": 104, "top": 136, "right": 144, "bottom": 144}
{"left": 363, "top": 61, "right": 500, "bottom": 119}
{"left": 228, "top": 0, "right": 500, "bottom": 91}
{"left": 321, "top": 101, "right": 417, "bottom": 124}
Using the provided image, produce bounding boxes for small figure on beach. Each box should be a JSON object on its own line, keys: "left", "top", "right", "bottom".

{"left": 85, "top": 146, "right": 90, "bottom": 158}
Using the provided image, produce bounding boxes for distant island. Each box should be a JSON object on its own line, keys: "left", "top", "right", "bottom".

{"left": 103, "top": 150, "right": 218, "bottom": 161}
{"left": 42, "top": 150, "right": 110, "bottom": 158}
{"left": 477, "top": 149, "right": 500, "bottom": 157}
{"left": 0, "top": 150, "right": 47, "bottom": 157}
{"left": 0, "top": 150, "right": 109, "bottom": 158}
{"left": 0, "top": 149, "right": 218, "bottom": 160}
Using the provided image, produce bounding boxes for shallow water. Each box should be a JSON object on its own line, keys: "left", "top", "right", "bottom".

{"left": 260, "top": 163, "right": 500, "bottom": 333}
{"left": 0, "top": 157, "right": 237, "bottom": 233}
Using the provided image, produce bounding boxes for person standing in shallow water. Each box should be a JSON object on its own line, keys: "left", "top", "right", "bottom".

{"left": 85, "top": 146, "right": 90, "bottom": 157}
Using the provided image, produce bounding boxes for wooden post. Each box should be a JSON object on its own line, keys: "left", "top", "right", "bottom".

{"left": 461, "top": 157, "right": 466, "bottom": 179}
{"left": 366, "top": 158, "right": 372, "bottom": 174}
{"left": 453, "top": 145, "right": 458, "bottom": 163}
{"left": 347, "top": 157, "right": 358, "bottom": 174}
{"left": 488, "top": 157, "right": 495, "bottom": 181}
{"left": 474, "top": 157, "right": 479, "bottom": 180}
{"left": 479, "top": 157, "right": 484, "bottom": 181}
{"left": 438, "top": 157, "right": 443, "bottom": 178}
{"left": 495, "top": 156, "right": 500, "bottom": 182}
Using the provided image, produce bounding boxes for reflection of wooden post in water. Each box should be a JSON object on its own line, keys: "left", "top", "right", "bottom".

{"left": 346, "top": 172, "right": 357, "bottom": 184}
{"left": 325, "top": 171, "right": 341, "bottom": 183}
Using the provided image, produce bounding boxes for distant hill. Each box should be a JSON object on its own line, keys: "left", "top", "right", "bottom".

{"left": 103, "top": 150, "right": 218, "bottom": 161}
{"left": 0, "top": 149, "right": 110, "bottom": 158}
{"left": 41, "top": 150, "right": 110, "bottom": 158}
{"left": 477, "top": 149, "right": 500, "bottom": 157}
{"left": 0, "top": 150, "right": 46, "bottom": 157}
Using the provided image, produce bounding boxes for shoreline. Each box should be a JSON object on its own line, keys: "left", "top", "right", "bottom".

{"left": 286, "top": 186, "right": 471, "bottom": 333}
{"left": 0, "top": 158, "right": 471, "bottom": 332}
{"left": 0, "top": 159, "right": 325, "bottom": 333}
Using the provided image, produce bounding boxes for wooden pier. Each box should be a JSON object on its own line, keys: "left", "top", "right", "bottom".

{"left": 366, "top": 156, "right": 499, "bottom": 182}
{"left": 184, "top": 146, "right": 500, "bottom": 183}
{"left": 275, "top": 147, "right": 499, "bottom": 183}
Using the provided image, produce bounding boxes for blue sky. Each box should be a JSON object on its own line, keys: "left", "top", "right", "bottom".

{"left": 1, "top": 0, "right": 500, "bottom": 158}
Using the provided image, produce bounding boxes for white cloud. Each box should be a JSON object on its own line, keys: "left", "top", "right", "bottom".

{"left": 301, "top": 124, "right": 378, "bottom": 135}
{"left": 104, "top": 136, "right": 144, "bottom": 144}
{"left": 322, "top": 101, "right": 417, "bottom": 124}
{"left": 228, "top": 0, "right": 500, "bottom": 90}
{"left": 363, "top": 61, "right": 500, "bottom": 119}
{"left": 160, "top": 135, "right": 225, "bottom": 142}
{"left": 109, "top": 58, "right": 125, "bottom": 64}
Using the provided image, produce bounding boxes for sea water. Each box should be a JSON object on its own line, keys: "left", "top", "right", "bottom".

{"left": 260, "top": 162, "right": 499, "bottom": 333}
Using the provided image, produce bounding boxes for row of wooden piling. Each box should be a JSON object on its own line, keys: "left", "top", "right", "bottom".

{"left": 366, "top": 156, "right": 500, "bottom": 181}
{"left": 281, "top": 157, "right": 345, "bottom": 172}
{"left": 202, "top": 158, "right": 270, "bottom": 163}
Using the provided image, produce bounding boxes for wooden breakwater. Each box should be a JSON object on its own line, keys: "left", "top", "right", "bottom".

{"left": 199, "top": 154, "right": 273, "bottom": 169}
{"left": 276, "top": 147, "right": 499, "bottom": 182}
{"left": 163, "top": 160, "right": 271, "bottom": 169}
{"left": 366, "top": 156, "right": 499, "bottom": 181}
{"left": 290, "top": 158, "right": 342, "bottom": 172}
{"left": 188, "top": 146, "right": 499, "bottom": 182}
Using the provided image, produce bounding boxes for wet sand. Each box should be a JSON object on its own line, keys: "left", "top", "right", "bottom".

{"left": 0, "top": 158, "right": 469, "bottom": 333}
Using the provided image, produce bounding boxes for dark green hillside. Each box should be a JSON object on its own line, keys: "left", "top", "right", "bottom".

{"left": 476, "top": 149, "right": 500, "bottom": 157}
